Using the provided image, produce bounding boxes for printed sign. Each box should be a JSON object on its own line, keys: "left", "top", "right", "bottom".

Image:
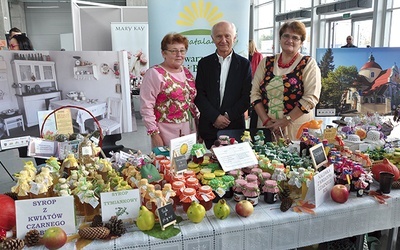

{"left": 15, "top": 196, "right": 75, "bottom": 238}
{"left": 100, "top": 189, "right": 141, "bottom": 223}
{"left": 305, "top": 165, "right": 335, "bottom": 207}
{"left": 55, "top": 108, "right": 73, "bottom": 135}
{"left": 169, "top": 133, "right": 196, "bottom": 162}
{"left": 212, "top": 142, "right": 258, "bottom": 172}
{"left": 157, "top": 203, "right": 176, "bottom": 230}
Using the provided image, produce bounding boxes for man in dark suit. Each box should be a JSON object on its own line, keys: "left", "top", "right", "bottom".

{"left": 195, "top": 21, "right": 252, "bottom": 148}
{"left": 341, "top": 35, "right": 357, "bottom": 48}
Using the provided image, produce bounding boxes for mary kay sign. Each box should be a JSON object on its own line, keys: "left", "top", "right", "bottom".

{"left": 15, "top": 196, "right": 75, "bottom": 238}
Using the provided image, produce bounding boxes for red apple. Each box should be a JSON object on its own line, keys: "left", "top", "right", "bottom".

{"left": 330, "top": 184, "right": 350, "bottom": 203}
{"left": 235, "top": 200, "right": 254, "bottom": 217}
{"left": 42, "top": 226, "right": 67, "bottom": 250}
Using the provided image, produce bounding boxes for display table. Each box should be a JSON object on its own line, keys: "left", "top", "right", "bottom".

{"left": 49, "top": 99, "right": 106, "bottom": 133}
{"left": 54, "top": 184, "right": 400, "bottom": 250}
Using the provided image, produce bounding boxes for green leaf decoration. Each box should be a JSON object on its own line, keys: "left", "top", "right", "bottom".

{"left": 139, "top": 216, "right": 182, "bottom": 240}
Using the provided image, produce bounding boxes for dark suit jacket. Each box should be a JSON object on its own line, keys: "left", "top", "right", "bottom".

{"left": 195, "top": 51, "right": 252, "bottom": 144}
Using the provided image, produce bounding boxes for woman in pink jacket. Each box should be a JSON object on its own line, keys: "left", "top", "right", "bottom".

{"left": 140, "top": 33, "right": 198, "bottom": 148}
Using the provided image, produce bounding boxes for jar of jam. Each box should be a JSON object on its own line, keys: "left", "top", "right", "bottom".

{"left": 179, "top": 187, "right": 197, "bottom": 212}
{"left": 233, "top": 179, "right": 247, "bottom": 202}
{"left": 228, "top": 169, "right": 244, "bottom": 179}
{"left": 171, "top": 174, "right": 186, "bottom": 184}
{"left": 245, "top": 174, "right": 259, "bottom": 185}
{"left": 243, "top": 182, "right": 260, "bottom": 206}
{"left": 154, "top": 155, "right": 165, "bottom": 172}
{"left": 183, "top": 170, "right": 196, "bottom": 180}
{"left": 197, "top": 168, "right": 212, "bottom": 181}
{"left": 209, "top": 178, "right": 225, "bottom": 203}
{"left": 263, "top": 180, "right": 279, "bottom": 204}
{"left": 187, "top": 162, "right": 200, "bottom": 174}
{"left": 221, "top": 175, "right": 235, "bottom": 198}
{"left": 144, "top": 184, "right": 156, "bottom": 211}
{"left": 259, "top": 172, "right": 271, "bottom": 190}
{"left": 196, "top": 185, "right": 215, "bottom": 211}
{"left": 159, "top": 159, "right": 171, "bottom": 176}
{"left": 139, "top": 179, "right": 149, "bottom": 205}
{"left": 201, "top": 173, "right": 215, "bottom": 185}
{"left": 186, "top": 177, "right": 200, "bottom": 190}
{"left": 171, "top": 181, "right": 185, "bottom": 207}
{"left": 191, "top": 143, "right": 206, "bottom": 164}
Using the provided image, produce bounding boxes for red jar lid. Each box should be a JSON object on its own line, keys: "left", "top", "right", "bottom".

{"left": 179, "top": 187, "right": 197, "bottom": 203}
{"left": 184, "top": 170, "right": 196, "bottom": 179}
{"left": 196, "top": 185, "right": 215, "bottom": 201}
{"left": 172, "top": 174, "right": 185, "bottom": 182}
{"left": 172, "top": 181, "right": 185, "bottom": 190}
{"left": 186, "top": 177, "right": 199, "bottom": 185}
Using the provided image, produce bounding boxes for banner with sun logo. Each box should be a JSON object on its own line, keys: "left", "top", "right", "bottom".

{"left": 148, "top": 0, "right": 250, "bottom": 75}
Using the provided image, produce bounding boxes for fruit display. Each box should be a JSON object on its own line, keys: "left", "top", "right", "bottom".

{"left": 330, "top": 184, "right": 350, "bottom": 204}
{"left": 42, "top": 226, "right": 68, "bottom": 250}
{"left": 213, "top": 199, "right": 230, "bottom": 219}
{"left": 235, "top": 200, "right": 254, "bottom": 217}
{"left": 187, "top": 202, "right": 206, "bottom": 223}
{"left": 136, "top": 206, "right": 156, "bottom": 231}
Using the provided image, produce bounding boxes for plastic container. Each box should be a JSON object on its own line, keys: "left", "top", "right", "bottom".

{"left": 196, "top": 185, "right": 216, "bottom": 211}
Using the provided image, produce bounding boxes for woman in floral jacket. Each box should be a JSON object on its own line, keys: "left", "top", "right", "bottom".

{"left": 140, "top": 33, "right": 198, "bottom": 148}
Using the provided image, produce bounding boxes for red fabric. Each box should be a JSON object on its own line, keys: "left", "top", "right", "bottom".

{"left": 250, "top": 51, "right": 263, "bottom": 78}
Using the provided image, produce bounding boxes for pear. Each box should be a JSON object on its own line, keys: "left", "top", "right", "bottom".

{"left": 187, "top": 201, "right": 206, "bottom": 223}
{"left": 213, "top": 199, "right": 230, "bottom": 220}
{"left": 136, "top": 205, "right": 155, "bottom": 231}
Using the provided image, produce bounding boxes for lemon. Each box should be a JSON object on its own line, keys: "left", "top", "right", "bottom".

{"left": 180, "top": 143, "right": 188, "bottom": 155}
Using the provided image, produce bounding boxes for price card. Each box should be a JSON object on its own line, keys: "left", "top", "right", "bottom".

{"left": 157, "top": 203, "right": 176, "bottom": 230}
{"left": 173, "top": 155, "right": 188, "bottom": 173}
{"left": 15, "top": 196, "right": 75, "bottom": 238}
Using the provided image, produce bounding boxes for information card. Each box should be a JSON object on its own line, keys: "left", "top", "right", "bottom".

{"left": 305, "top": 164, "right": 335, "bottom": 207}
{"left": 15, "top": 196, "right": 75, "bottom": 238}
{"left": 212, "top": 142, "right": 258, "bottom": 172}
{"left": 100, "top": 189, "right": 141, "bottom": 223}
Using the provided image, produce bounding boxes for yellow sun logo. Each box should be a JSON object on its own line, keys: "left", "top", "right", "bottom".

{"left": 176, "top": 0, "right": 223, "bottom": 34}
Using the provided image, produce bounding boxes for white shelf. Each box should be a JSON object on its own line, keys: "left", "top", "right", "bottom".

{"left": 74, "top": 65, "right": 98, "bottom": 80}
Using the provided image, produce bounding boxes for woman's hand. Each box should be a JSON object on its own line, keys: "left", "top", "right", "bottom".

{"left": 151, "top": 133, "right": 164, "bottom": 148}
{"left": 265, "top": 118, "right": 291, "bottom": 134}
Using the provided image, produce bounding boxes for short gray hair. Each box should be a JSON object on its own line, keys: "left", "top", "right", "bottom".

{"left": 211, "top": 21, "right": 237, "bottom": 37}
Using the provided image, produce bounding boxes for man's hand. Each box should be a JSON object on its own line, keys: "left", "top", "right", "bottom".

{"left": 213, "top": 114, "right": 230, "bottom": 129}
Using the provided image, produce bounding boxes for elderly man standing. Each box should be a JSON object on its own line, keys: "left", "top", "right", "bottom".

{"left": 195, "top": 21, "right": 252, "bottom": 148}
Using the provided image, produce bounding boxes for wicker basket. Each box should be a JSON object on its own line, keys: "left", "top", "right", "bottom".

{"left": 40, "top": 105, "right": 103, "bottom": 147}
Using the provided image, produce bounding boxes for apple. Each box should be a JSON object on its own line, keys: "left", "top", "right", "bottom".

{"left": 330, "top": 184, "right": 350, "bottom": 203}
{"left": 42, "top": 226, "right": 67, "bottom": 250}
{"left": 235, "top": 200, "right": 254, "bottom": 217}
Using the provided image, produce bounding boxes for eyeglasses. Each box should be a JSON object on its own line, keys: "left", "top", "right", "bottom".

{"left": 281, "top": 33, "right": 301, "bottom": 42}
{"left": 165, "top": 49, "right": 187, "bottom": 55}
{"left": 8, "top": 44, "right": 19, "bottom": 49}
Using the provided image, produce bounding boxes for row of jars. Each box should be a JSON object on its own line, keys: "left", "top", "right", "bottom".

{"left": 233, "top": 178, "right": 280, "bottom": 206}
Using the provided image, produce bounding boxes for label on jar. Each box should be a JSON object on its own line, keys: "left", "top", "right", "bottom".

{"left": 233, "top": 192, "right": 245, "bottom": 202}
{"left": 246, "top": 196, "right": 259, "bottom": 206}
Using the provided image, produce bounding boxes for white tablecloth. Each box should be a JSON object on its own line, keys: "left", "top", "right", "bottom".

{"left": 55, "top": 184, "right": 400, "bottom": 250}
{"left": 49, "top": 99, "right": 106, "bottom": 133}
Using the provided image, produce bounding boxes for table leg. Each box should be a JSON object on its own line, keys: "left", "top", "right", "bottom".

{"left": 0, "top": 161, "right": 15, "bottom": 181}
{"left": 355, "top": 234, "right": 364, "bottom": 250}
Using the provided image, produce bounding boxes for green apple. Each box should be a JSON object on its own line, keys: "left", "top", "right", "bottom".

{"left": 187, "top": 201, "right": 206, "bottom": 223}
{"left": 136, "top": 206, "right": 155, "bottom": 231}
{"left": 42, "top": 226, "right": 67, "bottom": 250}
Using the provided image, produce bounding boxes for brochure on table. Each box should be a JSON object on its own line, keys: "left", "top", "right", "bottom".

{"left": 212, "top": 142, "right": 258, "bottom": 172}
{"left": 15, "top": 196, "right": 75, "bottom": 238}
